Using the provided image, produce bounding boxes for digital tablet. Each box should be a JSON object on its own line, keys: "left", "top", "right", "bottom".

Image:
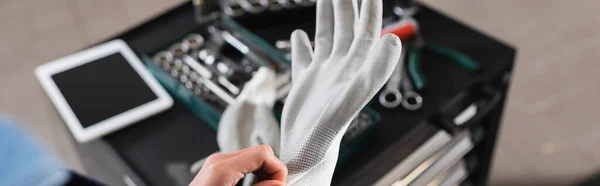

{"left": 35, "top": 39, "right": 173, "bottom": 143}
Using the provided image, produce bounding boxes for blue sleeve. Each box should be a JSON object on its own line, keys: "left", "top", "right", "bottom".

{"left": 0, "top": 117, "right": 70, "bottom": 186}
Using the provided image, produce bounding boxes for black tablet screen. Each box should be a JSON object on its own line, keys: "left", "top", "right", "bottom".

{"left": 52, "top": 52, "right": 158, "bottom": 128}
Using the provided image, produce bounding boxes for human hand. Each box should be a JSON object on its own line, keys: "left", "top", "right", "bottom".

{"left": 280, "top": 0, "right": 402, "bottom": 185}
{"left": 190, "top": 145, "right": 287, "bottom": 186}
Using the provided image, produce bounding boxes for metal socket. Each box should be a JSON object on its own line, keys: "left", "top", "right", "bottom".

{"left": 153, "top": 51, "right": 173, "bottom": 65}
{"left": 169, "top": 43, "right": 190, "bottom": 57}
{"left": 224, "top": 1, "right": 246, "bottom": 17}
{"left": 240, "top": 0, "right": 269, "bottom": 13}
{"left": 183, "top": 34, "right": 205, "bottom": 50}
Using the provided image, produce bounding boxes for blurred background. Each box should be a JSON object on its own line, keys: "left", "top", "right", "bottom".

{"left": 1, "top": 0, "right": 599, "bottom": 185}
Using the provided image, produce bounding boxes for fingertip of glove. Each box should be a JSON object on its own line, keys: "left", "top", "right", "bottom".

{"left": 291, "top": 29, "right": 309, "bottom": 39}
{"left": 380, "top": 34, "right": 403, "bottom": 49}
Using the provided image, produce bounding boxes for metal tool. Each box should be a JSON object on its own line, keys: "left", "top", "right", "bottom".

{"left": 169, "top": 43, "right": 190, "bottom": 57}
{"left": 192, "top": 78, "right": 211, "bottom": 97}
{"left": 162, "top": 62, "right": 173, "bottom": 71}
{"left": 453, "top": 103, "right": 477, "bottom": 126}
{"left": 198, "top": 49, "right": 218, "bottom": 65}
{"left": 379, "top": 48, "right": 406, "bottom": 109}
{"left": 191, "top": 75, "right": 232, "bottom": 106}
{"left": 223, "top": 1, "right": 246, "bottom": 17}
{"left": 182, "top": 55, "right": 240, "bottom": 99}
{"left": 184, "top": 80, "right": 195, "bottom": 89}
{"left": 218, "top": 76, "right": 241, "bottom": 95}
{"left": 268, "top": 0, "right": 284, "bottom": 11}
{"left": 181, "top": 65, "right": 191, "bottom": 76}
{"left": 198, "top": 49, "right": 231, "bottom": 76}
{"left": 155, "top": 51, "right": 175, "bottom": 71}
{"left": 240, "top": 0, "right": 269, "bottom": 13}
{"left": 215, "top": 61, "right": 234, "bottom": 76}
{"left": 153, "top": 51, "right": 173, "bottom": 65}
{"left": 173, "top": 58, "right": 184, "bottom": 70}
{"left": 174, "top": 32, "right": 243, "bottom": 96}
{"left": 170, "top": 68, "right": 180, "bottom": 78}
{"left": 180, "top": 39, "right": 238, "bottom": 86}
{"left": 401, "top": 68, "right": 423, "bottom": 111}
{"left": 196, "top": 51, "right": 246, "bottom": 94}
{"left": 179, "top": 74, "right": 189, "bottom": 83}
{"left": 183, "top": 33, "right": 205, "bottom": 50}
{"left": 178, "top": 71, "right": 197, "bottom": 89}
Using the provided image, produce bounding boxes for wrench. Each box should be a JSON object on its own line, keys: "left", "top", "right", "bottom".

{"left": 379, "top": 48, "right": 406, "bottom": 108}
{"left": 401, "top": 67, "right": 423, "bottom": 111}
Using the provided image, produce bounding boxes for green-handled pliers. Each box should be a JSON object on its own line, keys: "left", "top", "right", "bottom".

{"left": 407, "top": 35, "right": 481, "bottom": 90}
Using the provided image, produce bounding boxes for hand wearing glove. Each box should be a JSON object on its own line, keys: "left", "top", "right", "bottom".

{"left": 281, "top": 0, "right": 403, "bottom": 185}
{"left": 217, "top": 67, "right": 281, "bottom": 186}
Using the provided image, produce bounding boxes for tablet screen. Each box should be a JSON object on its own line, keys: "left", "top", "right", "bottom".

{"left": 51, "top": 52, "right": 158, "bottom": 128}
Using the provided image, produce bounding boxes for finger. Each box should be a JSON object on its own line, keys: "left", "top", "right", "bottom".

{"left": 330, "top": 0, "right": 358, "bottom": 56}
{"left": 347, "top": 34, "right": 402, "bottom": 110}
{"left": 313, "top": 0, "right": 334, "bottom": 60}
{"left": 348, "top": 0, "right": 383, "bottom": 56}
{"left": 290, "top": 29, "right": 313, "bottom": 82}
{"left": 320, "top": 35, "right": 401, "bottom": 130}
{"left": 206, "top": 148, "right": 253, "bottom": 164}
{"left": 254, "top": 180, "right": 285, "bottom": 186}
{"left": 223, "top": 145, "right": 288, "bottom": 183}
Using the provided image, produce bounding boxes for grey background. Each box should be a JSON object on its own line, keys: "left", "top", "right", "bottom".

{"left": 1, "top": 0, "right": 599, "bottom": 185}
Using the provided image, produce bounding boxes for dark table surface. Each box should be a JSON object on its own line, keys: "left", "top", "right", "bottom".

{"left": 93, "top": 2, "right": 515, "bottom": 186}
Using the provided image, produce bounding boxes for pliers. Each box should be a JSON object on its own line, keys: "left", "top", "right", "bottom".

{"left": 407, "top": 35, "right": 481, "bottom": 90}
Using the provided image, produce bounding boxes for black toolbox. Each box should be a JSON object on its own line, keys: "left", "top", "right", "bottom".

{"left": 78, "top": 1, "right": 516, "bottom": 186}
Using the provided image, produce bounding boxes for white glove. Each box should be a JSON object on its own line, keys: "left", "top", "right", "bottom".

{"left": 280, "top": 0, "right": 403, "bottom": 185}
{"left": 217, "top": 67, "right": 280, "bottom": 155}
{"left": 217, "top": 67, "right": 280, "bottom": 186}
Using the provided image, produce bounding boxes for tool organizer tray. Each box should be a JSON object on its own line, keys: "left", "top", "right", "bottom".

{"left": 91, "top": 1, "right": 516, "bottom": 186}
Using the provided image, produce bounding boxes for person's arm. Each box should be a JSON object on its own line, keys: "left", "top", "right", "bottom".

{"left": 0, "top": 116, "right": 71, "bottom": 186}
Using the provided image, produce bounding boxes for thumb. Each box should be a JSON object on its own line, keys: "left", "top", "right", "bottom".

{"left": 222, "top": 145, "right": 288, "bottom": 183}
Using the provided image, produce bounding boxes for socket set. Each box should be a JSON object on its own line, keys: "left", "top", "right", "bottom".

{"left": 145, "top": 16, "right": 296, "bottom": 127}
{"left": 152, "top": 31, "right": 252, "bottom": 110}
